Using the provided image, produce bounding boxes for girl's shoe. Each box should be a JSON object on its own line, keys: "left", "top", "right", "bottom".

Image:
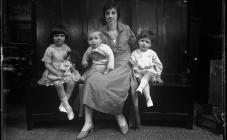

{"left": 76, "top": 124, "right": 94, "bottom": 139}
{"left": 147, "top": 99, "right": 153, "bottom": 107}
{"left": 59, "top": 103, "right": 67, "bottom": 113}
{"left": 67, "top": 107, "right": 74, "bottom": 120}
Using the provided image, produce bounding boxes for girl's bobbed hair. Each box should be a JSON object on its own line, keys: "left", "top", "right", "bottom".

{"left": 102, "top": 1, "right": 120, "bottom": 22}
{"left": 50, "top": 24, "right": 68, "bottom": 40}
{"left": 137, "top": 30, "right": 155, "bottom": 43}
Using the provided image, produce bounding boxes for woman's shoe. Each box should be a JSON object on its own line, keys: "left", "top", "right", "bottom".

{"left": 76, "top": 125, "right": 94, "bottom": 139}
{"left": 119, "top": 124, "right": 128, "bottom": 135}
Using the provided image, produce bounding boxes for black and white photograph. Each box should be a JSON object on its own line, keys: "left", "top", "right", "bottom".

{"left": 1, "top": 0, "right": 225, "bottom": 140}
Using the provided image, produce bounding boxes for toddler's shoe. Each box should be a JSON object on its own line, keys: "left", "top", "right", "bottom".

{"left": 59, "top": 103, "right": 67, "bottom": 113}
{"left": 136, "top": 88, "right": 142, "bottom": 95}
{"left": 156, "top": 76, "right": 164, "bottom": 83}
{"left": 146, "top": 99, "right": 153, "bottom": 107}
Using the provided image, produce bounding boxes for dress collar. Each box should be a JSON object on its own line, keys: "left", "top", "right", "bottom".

{"left": 101, "top": 22, "right": 127, "bottom": 34}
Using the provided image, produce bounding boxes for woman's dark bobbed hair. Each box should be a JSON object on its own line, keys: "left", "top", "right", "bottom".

{"left": 102, "top": 1, "right": 120, "bottom": 21}
{"left": 50, "top": 24, "right": 68, "bottom": 40}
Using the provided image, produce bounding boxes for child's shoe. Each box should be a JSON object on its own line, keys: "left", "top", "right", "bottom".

{"left": 67, "top": 107, "right": 74, "bottom": 120}
{"left": 136, "top": 88, "right": 143, "bottom": 95}
{"left": 156, "top": 76, "right": 164, "bottom": 83}
{"left": 59, "top": 103, "right": 67, "bottom": 113}
{"left": 146, "top": 99, "right": 153, "bottom": 107}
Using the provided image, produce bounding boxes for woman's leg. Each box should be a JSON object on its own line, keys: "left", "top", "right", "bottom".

{"left": 81, "top": 105, "right": 93, "bottom": 131}
{"left": 115, "top": 114, "right": 127, "bottom": 126}
{"left": 77, "top": 105, "right": 94, "bottom": 139}
{"left": 115, "top": 114, "right": 128, "bottom": 134}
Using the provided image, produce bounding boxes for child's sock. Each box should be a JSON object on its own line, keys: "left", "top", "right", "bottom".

{"left": 136, "top": 79, "right": 148, "bottom": 94}
{"left": 61, "top": 96, "right": 74, "bottom": 120}
{"left": 146, "top": 98, "right": 153, "bottom": 107}
{"left": 59, "top": 94, "right": 71, "bottom": 113}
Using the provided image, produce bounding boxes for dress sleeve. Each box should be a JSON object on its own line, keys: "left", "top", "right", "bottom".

{"left": 153, "top": 52, "right": 163, "bottom": 75}
{"left": 41, "top": 47, "right": 52, "bottom": 63}
{"left": 127, "top": 26, "right": 137, "bottom": 50}
{"left": 103, "top": 45, "right": 114, "bottom": 70}
{"left": 129, "top": 51, "right": 139, "bottom": 71}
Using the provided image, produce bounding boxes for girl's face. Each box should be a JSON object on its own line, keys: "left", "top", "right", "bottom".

{"left": 88, "top": 32, "right": 102, "bottom": 48}
{"left": 105, "top": 8, "right": 118, "bottom": 25}
{"left": 53, "top": 33, "right": 65, "bottom": 46}
{"left": 138, "top": 37, "right": 152, "bottom": 52}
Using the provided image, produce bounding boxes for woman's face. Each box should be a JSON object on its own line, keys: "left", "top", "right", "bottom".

{"left": 138, "top": 37, "right": 152, "bottom": 52}
{"left": 53, "top": 33, "right": 65, "bottom": 46}
{"left": 105, "top": 8, "right": 118, "bottom": 24}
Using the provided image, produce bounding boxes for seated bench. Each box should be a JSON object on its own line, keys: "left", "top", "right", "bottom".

{"left": 138, "top": 74, "right": 194, "bottom": 129}
{"left": 26, "top": 74, "right": 193, "bottom": 130}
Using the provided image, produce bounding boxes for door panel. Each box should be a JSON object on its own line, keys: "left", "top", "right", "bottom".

{"left": 34, "top": 0, "right": 85, "bottom": 76}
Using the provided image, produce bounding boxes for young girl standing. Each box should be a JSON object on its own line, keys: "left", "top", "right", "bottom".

{"left": 130, "top": 30, "right": 163, "bottom": 107}
{"left": 37, "top": 25, "right": 81, "bottom": 120}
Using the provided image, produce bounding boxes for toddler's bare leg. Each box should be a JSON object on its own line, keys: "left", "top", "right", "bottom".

{"left": 81, "top": 105, "right": 93, "bottom": 131}
{"left": 136, "top": 72, "right": 155, "bottom": 93}
{"left": 143, "top": 83, "right": 153, "bottom": 107}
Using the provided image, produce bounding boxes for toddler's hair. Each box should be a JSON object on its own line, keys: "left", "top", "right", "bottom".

{"left": 137, "top": 30, "right": 155, "bottom": 43}
{"left": 88, "top": 30, "right": 107, "bottom": 44}
{"left": 51, "top": 24, "right": 68, "bottom": 40}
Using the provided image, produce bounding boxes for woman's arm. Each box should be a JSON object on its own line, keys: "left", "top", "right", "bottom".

{"left": 127, "top": 26, "right": 137, "bottom": 51}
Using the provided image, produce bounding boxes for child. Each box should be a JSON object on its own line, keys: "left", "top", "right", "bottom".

{"left": 37, "top": 25, "right": 81, "bottom": 120}
{"left": 81, "top": 30, "right": 114, "bottom": 80}
{"left": 130, "top": 30, "right": 163, "bottom": 107}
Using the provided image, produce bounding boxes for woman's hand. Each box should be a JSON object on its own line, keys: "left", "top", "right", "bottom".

{"left": 82, "top": 61, "right": 88, "bottom": 68}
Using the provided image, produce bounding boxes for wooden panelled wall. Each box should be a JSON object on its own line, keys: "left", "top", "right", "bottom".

{"left": 33, "top": 0, "right": 187, "bottom": 78}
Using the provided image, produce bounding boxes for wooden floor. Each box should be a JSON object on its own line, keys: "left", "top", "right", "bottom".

{"left": 3, "top": 103, "right": 224, "bottom": 140}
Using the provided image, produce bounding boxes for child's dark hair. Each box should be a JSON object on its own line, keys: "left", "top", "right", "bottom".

{"left": 51, "top": 24, "right": 68, "bottom": 40}
{"left": 137, "top": 30, "right": 155, "bottom": 43}
{"left": 102, "top": 1, "right": 120, "bottom": 21}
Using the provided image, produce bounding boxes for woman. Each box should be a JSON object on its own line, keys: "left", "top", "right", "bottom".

{"left": 77, "top": 1, "right": 138, "bottom": 139}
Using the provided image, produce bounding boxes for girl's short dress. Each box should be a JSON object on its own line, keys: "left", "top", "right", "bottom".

{"left": 37, "top": 44, "right": 81, "bottom": 86}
